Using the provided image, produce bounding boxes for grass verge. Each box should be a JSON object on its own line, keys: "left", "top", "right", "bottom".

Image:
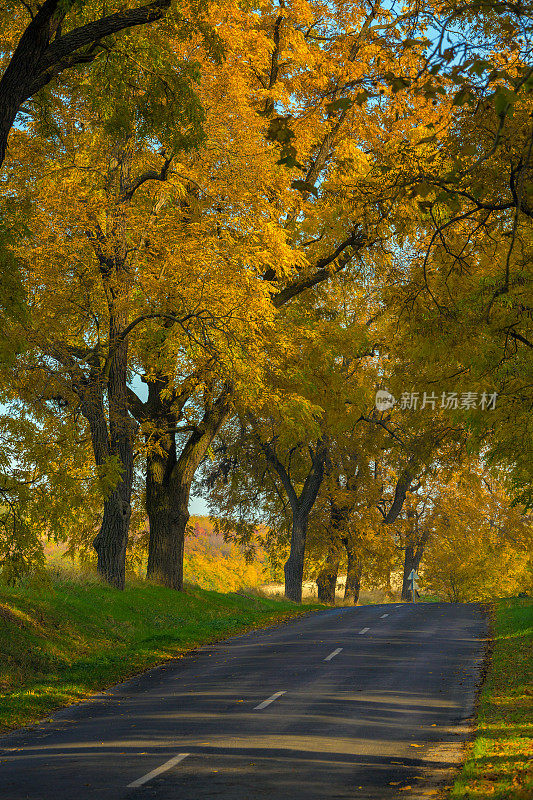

{"left": 0, "top": 573, "right": 320, "bottom": 733}
{"left": 450, "top": 596, "right": 532, "bottom": 800}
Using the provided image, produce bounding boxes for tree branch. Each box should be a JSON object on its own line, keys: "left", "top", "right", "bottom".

{"left": 271, "top": 228, "right": 366, "bottom": 308}
{"left": 380, "top": 468, "right": 415, "bottom": 524}
{"left": 507, "top": 329, "right": 533, "bottom": 349}
{"left": 120, "top": 153, "right": 174, "bottom": 202}
{"left": 34, "top": 0, "right": 171, "bottom": 82}
{"left": 126, "top": 386, "right": 147, "bottom": 421}
{"left": 247, "top": 414, "right": 299, "bottom": 510}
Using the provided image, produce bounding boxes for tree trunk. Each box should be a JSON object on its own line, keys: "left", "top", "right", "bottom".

{"left": 82, "top": 370, "right": 133, "bottom": 590}
{"left": 344, "top": 541, "right": 362, "bottom": 604}
{"left": 253, "top": 427, "right": 327, "bottom": 605}
{"left": 145, "top": 443, "right": 189, "bottom": 590}
{"left": 284, "top": 515, "right": 308, "bottom": 602}
{"left": 94, "top": 282, "right": 134, "bottom": 586}
{"left": 93, "top": 491, "right": 131, "bottom": 589}
{"left": 146, "top": 503, "right": 188, "bottom": 589}
{"left": 130, "top": 380, "right": 232, "bottom": 590}
{"left": 316, "top": 549, "right": 340, "bottom": 603}
{"left": 0, "top": 0, "right": 172, "bottom": 169}
{"left": 401, "top": 542, "right": 425, "bottom": 600}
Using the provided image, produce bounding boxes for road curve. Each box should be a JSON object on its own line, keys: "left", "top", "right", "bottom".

{"left": 0, "top": 602, "right": 487, "bottom": 800}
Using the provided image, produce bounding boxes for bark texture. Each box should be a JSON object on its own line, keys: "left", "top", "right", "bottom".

{"left": 81, "top": 368, "right": 134, "bottom": 589}
{"left": 129, "top": 378, "right": 232, "bottom": 589}
{"left": 401, "top": 544, "right": 421, "bottom": 600}
{"left": 316, "top": 548, "right": 340, "bottom": 603}
{"left": 284, "top": 515, "right": 309, "bottom": 603}
{"left": 401, "top": 530, "right": 429, "bottom": 600}
{"left": 343, "top": 539, "right": 362, "bottom": 604}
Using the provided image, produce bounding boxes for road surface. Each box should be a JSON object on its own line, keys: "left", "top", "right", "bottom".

{"left": 0, "top": 602, "right": 487, "bottom": 799}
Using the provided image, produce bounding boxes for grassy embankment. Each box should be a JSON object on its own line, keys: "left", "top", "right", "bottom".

{"left": 451, "top": 596, "right": 532, "bottom": 800}
{"left": 0, "top": 574, "right": 318, "bottom": 733}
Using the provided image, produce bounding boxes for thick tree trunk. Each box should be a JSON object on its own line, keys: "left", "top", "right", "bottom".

{"left": 344, "top": 543, "right": 362, "bottom": 604}
{"left": 91, "top": 428, "right": 133, "bottom": 589}
{"left": 82, "top": 371, "right": 133, "bottom": 590}
{"left": 253, "top": 427, "right": 327, "bottom": 605}
{"left": 0, "top": 2, "right": 48, "bottom": 168}
{"left": 145, "top": 445, "right": 189, "bottom": 590}
{"left": 146, "top": 504, "right": 188, "bottom": 589}
{"left": 401, "top": 545, "right": 417, "bottom": 600}
{"left": 94, "top": 287, "right": 134, "bottom": 586}
{"left": 316, "top": 550, "right": 340, "bottom": 603}
{"left": 93, "top": 492, "right": 130, "bottom": 589}
{"left": 130, "top": 380, "right": 232, "bottom": 590}
{"left": 401, "top": 540, "right": 426, "bottom": 600}
{"left": 284, "top": 515, "right": 308, "bottom": 602}
{"left": 0, "top": 92, "right": 21, "bottom": 169}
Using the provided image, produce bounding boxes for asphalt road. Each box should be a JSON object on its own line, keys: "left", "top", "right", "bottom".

{"left": 0, "top": 602, "right": 487, "bottom": 800}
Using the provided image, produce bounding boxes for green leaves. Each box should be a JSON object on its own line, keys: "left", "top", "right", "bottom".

{"left": 391, "top": 76, "right": 411, "bottom": 93}
{"left": 492, "top": 86, "right": 518, "bottom": 117}
{"left": 91, "top": 40, "right": 208, "bottom": 153}
{"left": 355, "top": 89, "right": 373, "bottom": 105}
{"left": 469, "top": 58, "right": 493, "bottom": 77}
{"left": 382, "top": 72, "right": 411, "bottom": 93}
{"left": 266, "top": 116, "right": 303, "bottom": 170}
{"left": 452, "top": 88, "right": 475, "bottom": 107}
{"left": 291, "top": 180, "right": 318, "bottom": 197}
{"left": 325, "top": 97, "right": 352, "bottom": 114}
{"left": 266, "top": 115, "right": 295, "bottom": 144}
{"left": 96, "top": 455, "right": 125, "bottom": 500}
{"left": 413, "top": 182, "right": 434, "bottom": 199}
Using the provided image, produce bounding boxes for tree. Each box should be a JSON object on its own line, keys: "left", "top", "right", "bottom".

{"left": 422, "top": 466, "right": 532, "bottom": 601}
{"left": 252, "top": 423, "right": 328, "bottom": 603}
{"left": 1, "top": 115, "right": 223, "bottom": 587}
{"left": 0, "top": 0, "right": 220, "bottom": 168}
{"left": 0, "top": 398, "right": 99, "bottom": 583}
{"left": 7, "top": 0, "right": 525, "bottom": 601}
{"left": 137, "top": 0, "right": 441, "bottom": 588}
{"left": 129, "top": 377, "right": 233, "bottom": 588}
{"left": 367, "top": 6, "right": 533, "bottom": 510}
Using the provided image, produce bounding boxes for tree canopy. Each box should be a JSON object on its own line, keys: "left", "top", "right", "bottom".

{"left": 0, "top": 0, "right": 531, "bottom": 601}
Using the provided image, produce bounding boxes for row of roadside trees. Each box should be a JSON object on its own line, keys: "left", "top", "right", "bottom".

{"left": 0, "top": 0, "right": 531, "bottom": 600}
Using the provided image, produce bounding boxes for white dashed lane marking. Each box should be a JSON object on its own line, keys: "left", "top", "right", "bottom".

{"left": 254, "top": 691, "right": 286, "bottom": 710}
{"left": 324, "top": 648, "right": 343, "bottom": 661}
{"left": 127, "top": 753, "right": 190, "bottom": 788}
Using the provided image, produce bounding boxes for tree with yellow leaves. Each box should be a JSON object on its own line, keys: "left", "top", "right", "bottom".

{"left": 3, "top": 0, "right": 511, "bottom": 599}
{"left": 421, "top": 465, "right": 532, "bottom": 602}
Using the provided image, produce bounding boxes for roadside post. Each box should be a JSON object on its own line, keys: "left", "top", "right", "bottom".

{"left": 408, "top": 569, "right": 419, "bottom": 602}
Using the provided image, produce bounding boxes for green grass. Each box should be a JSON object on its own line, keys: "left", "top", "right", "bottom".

{"left": 450, "top": 596, "right": 533, "bottom": 800}
{"left": 0, "top": 572, "right": 320, "bottom": 732}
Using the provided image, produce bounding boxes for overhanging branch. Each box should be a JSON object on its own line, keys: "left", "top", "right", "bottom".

{"left": 271, "top": 228, "right": 366, "bottom": 308}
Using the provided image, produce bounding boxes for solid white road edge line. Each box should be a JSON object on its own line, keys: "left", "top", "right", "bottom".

{"left": 127, "top": 753, "right": 190, "bottom": 788}
{"left": 359, "top": 627, "right": 370, "bottom": 634}
{"left": 254, "top": 691, "right": 286, "bottom": 710}
{"left": 324, "top": 647, "right": 343, "bottom": 661}
{"left": 381, "top": 613, "right": 389, "bottom": 618}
